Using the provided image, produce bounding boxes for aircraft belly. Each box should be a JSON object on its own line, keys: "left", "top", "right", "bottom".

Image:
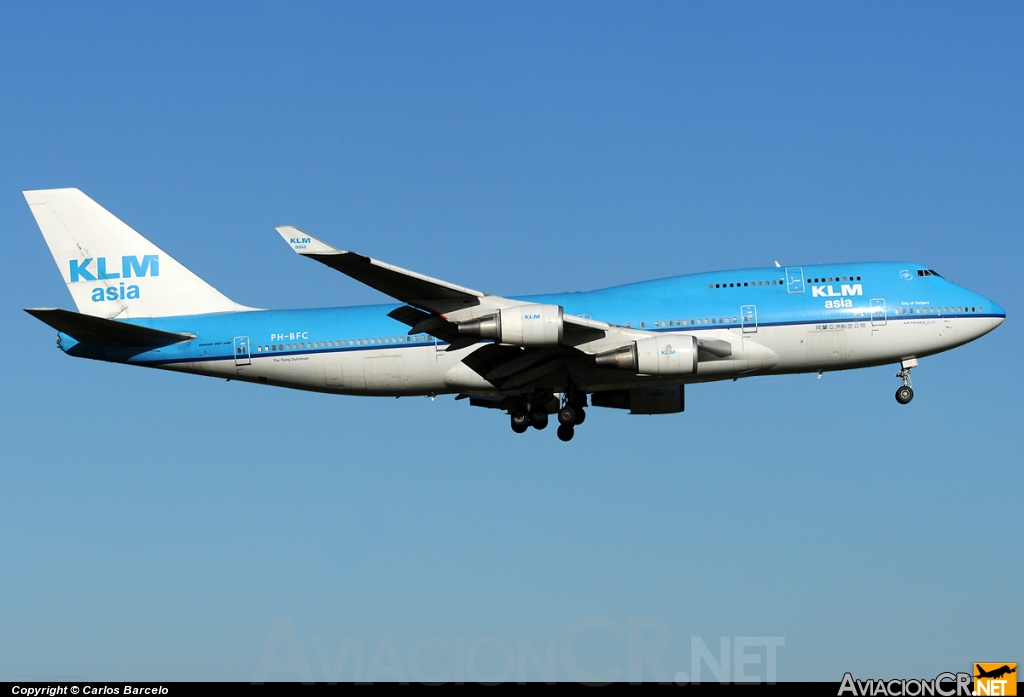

{"left": 320, "top": 346, "right": 448, "bottom": 395}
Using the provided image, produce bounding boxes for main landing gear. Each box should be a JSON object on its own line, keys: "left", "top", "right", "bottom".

{"left": 509, "top": 391, "right": 587, "bottom": 441}
{"left": 895, "top": 358, "right": 917, "bottom": 405}
{"left": 555, "top": 392, "right": 588, "bottom": 442}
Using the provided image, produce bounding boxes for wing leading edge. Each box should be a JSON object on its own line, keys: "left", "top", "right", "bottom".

{"left": 275, "top": 227, "right": 488, "bottom": 316}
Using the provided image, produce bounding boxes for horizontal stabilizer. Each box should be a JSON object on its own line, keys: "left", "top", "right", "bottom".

{"left": 25, "top": 308, "right": 195, "bottom": 348}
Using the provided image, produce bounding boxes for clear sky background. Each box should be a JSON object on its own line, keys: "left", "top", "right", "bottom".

{"left": 1, "top": 1, "right": 1021, "bottom": 682}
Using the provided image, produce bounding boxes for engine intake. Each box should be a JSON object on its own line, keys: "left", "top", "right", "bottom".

{"left": 458, "top": 304, "right": 564, "bottom": 347}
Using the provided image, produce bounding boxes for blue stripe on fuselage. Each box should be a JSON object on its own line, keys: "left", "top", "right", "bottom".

{"left": 81, "top": 261, "right": 1003, "bottom": 366}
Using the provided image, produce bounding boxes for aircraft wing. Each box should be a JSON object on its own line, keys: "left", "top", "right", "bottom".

{"left": 275, "top": 226, "right": 613, "bottom": 348}
{"left": 276, "top": 227, "right": 495, "bottom": 316}
{"left": 273, "top": 227, "right": 736, "bottom": 364}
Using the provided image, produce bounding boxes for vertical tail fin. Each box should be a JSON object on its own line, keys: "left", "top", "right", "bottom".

{"left": 24, "top": 188, "right": 251, "bottom": 318}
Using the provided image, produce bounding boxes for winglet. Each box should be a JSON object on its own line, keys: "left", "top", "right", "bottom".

{"left": 275, "top": 226, "right": 343, "bottom": 255}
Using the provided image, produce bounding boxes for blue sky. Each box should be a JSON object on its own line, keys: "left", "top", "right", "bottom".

{"left": 1, "top": 1, "right": 1021, "bottom": 682}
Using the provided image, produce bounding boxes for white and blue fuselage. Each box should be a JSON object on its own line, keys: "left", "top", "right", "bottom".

{"left": 59, "top": 263, "right": 1003, "bottom": 396}
{"left": 24, "top": 189, "right": 1005, "bottom": 439}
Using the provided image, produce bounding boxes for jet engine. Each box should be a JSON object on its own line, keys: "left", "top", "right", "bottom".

{"left": 594, "top": 335, "right": 698, "bottom": 375}
{"left": 457, "top": 304, "right": 564, "bottom": 347}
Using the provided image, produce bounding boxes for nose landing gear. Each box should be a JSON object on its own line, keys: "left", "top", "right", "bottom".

{"left": 895, "top": 358, "right": 917, "bottom": 405}
{"left": 896, "top": 384, "right": 914, "bottom": 404}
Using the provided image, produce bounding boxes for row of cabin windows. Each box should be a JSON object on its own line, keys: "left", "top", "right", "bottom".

{"left": 894, "top": 306, "right": 981, "bottom": 315}
{"left": 626, "top": 317, "right": 740, "bottom": 329}
{"left": 255, "top": 335, "right": 432, "bottom": 353}
{"left": 710, "top": 279, "right": 783, "bottom": 289}
{"left": 707, "top": 276, "right": 864, "bottom": 290}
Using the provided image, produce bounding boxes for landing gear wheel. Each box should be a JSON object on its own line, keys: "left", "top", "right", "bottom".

{"left": 557, "top": 424, "right": 575, "bottom": 442}
{"left": 558, "top": 407, "right": 576, "bottom": 426}
{"left": 530, "top": 411, "right": 549, "bottom": 430}
{"left": 895, "top": 386, "right": 914, "bottom": 404}
{"left": 511, "top": 411, "right": 529, "bottom": 433}
{"left": 574, "top": 407, "right": 586, "bottom": 425}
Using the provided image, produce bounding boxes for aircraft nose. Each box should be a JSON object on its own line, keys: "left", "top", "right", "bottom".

{"left": 988, "top": 299, "right": 1006, "bottom": 329}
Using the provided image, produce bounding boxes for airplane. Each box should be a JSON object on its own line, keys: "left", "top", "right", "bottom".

{"left": 975, "top": 665, "right": 1016, "bottom": 680}
{"left": 24, "top": 188, "right": 1006, "bottom": 442}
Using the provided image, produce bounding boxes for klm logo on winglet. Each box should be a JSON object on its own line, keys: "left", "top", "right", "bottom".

{"left": 290, "top": 237, "right": 311, "bottom": 245}
{"left": 811, "top": 283, "right": 862, "bottom": 298}
{"left": 68, "top": 255, "right": 159, "bottom": 303}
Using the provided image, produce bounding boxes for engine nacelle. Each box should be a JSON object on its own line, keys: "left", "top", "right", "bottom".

{"left": 457, "top": 304, "right": 564, "bottom": 347}
{"left": 636, "top": 335, "right": 697, "bottom": 375}
{"left": 594, "top": 335, "right": 698, "bottom": 375}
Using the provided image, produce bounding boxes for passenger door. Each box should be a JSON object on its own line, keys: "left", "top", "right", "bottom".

{"left": 741, "top": 304, "right": 757, "bottom": 333}
{"left": 233, "top": 336, "right": 251, "bottom": 366}
{"left": 785, "top": 267, "right": 805, "bottom": 294}
{"left": 870, "top": 298, "right": 887, "bottom": 327}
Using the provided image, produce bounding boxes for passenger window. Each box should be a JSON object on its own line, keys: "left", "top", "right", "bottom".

{"left": 654, "top": 321, "right": 659, "bottom": 327}
{"left": 641, "top": 322, "right": 646, "bottom": 328}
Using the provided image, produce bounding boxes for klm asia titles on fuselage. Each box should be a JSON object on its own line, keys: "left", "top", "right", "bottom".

{"left": 24, "top": 188, "right": 1005, "bottom": 442}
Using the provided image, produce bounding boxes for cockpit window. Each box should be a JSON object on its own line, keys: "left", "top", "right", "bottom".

{"left": 917, "top": 269, "right": 943, "bottom": 278}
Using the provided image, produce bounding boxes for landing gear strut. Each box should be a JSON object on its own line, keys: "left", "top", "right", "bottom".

{"left": 895, "top": 358, "right": 917, "bottom": 405}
